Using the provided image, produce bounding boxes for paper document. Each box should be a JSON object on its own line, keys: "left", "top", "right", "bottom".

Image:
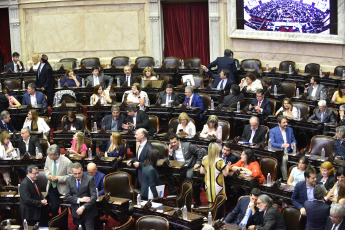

{"left": 148, "top": 185, "right": 165, "bottom": 199}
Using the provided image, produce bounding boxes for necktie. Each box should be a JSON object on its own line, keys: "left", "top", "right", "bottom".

{"left": 33, "top": 182, "right": 40, "bottom": 196}
{"left": 188, "top": 97, "right": 191, "bottom": 107}
{"left": 77, "top": 179, "right": 80, "bottom": 192}
{"left": 219, "top": 79, "right": 224, "bottom": 89}
{"left": 321, "top": 112, "right": 324, "bottom": 121}
{"left": 167, "top": 95, "right": 171, "bottom": 106}
{"left": 240, "top": 207, "right": 252, "bottom": 226}
{"left": 4, "top": 123, "right": 8, "bottom": 131}
{"left": 137, "top": 145, "right": 142, "bottom": 159}
{"left": 126, "top": 76, "right": 129, "bottom": 86}
{"left": 257, "top": 101, "right": 262, "bottom": 113}
{"left": 52, "top": 161, "right": 57, "bottom": 188}
{"left": 38, "top": 64, "right": 41, "bottom": 78}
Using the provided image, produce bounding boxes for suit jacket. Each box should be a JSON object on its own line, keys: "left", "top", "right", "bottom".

{"left": 126, "top": 110, "right": 151, "bottom": 131}
{"left": 307, "top": 84, "right": 326, "bottom": 98}
{"left": 256, "top": 206, "right": 286, "bottom": 230}
{"left": 86, "top": 74, "right": 113, "bottom": 89}
{"left": 316, "top": 173, "right": 335, "bottom": 191}
{"left": 304, "top": 200, "right": 330, "bottom": 230}
{"left": 250, "top": 98, "right": 272, "bottom": 116}
{"left": 17, "top": 135, "right": 43, "bottom": 157}
{"left": 102, "top": 114, "right": 126, "bottom": 131}
{"left": 169, "top": 142, "right": 203, "bottom": 168}
{"left": 130, "top": 140, "right": 153, "bottom": 183}
{"left": 44, "top": 155, "right": 73, "bottom": 195}
{"left": 220, "top": 152, "right": 239, "bottom": 165}
{"left": 140, "top": 165, "right": 161, "bottom": 199}
{"left": 335, "top": 138, "right": 345, "bottom": 160}
{"left": 119, "top": 75, "right": 139, "bottom": 86}
{"left": 65, "top": 173, "right": 98, "bottom": 219}
{"left": 19, "top": 176, "right": 45, "bottom": 221}
{"left": 324, "top": 216, "right": 345, "bottom": 230}
{"left": 157, "top": 91, "right": 180, "bottom": 106}
{"left": 184, "top": 93, "right": 205, "bottom": 113}
{"left": 206, "top": 70, "right": 233, "bottom": 95}
{"left": 62, "top": 118, "right": 84, "bottom": 131}
{"left": 269, "top": 126, "right": 297, "bottom": 152}
{"left": 0, "top": 94, "right": 9, "bottom": 113}
{"left": 36, "top": 62, "right": 54, "bottom": 91}
{"left": 208, "top": 56, "right": 237, "bottom": 77}
{"left": 84, "top": 171, "right": 105, "bottom": 196}
{"left": 241, "top": 125, "right": 267, "bottom": 144}
{"left": 22, "top": 91, "right": 48, "bottom": 109}
{"left": 291, "top": 181, "right": 322, "bottom": 210}
{"left": 224, "top": 197, "right": 261, "bottom": 225}
{"left": 309, "top": 108, "right": 336, "bottom": 125}
{"left": 6, "top": 61, "right": 24, "bottom": 72}
{"left": 222, "top": 93, "right": 244, "bottom": 107}
{"left": 0, "top": 120, "right": 17, "bottom": 133}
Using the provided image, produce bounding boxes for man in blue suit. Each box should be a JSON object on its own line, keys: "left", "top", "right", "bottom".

{"left": 6, "top": 52, "right": 24, "bottom": 72}
{"left": 208, "top": 49, "right": 237, "bottom": 78}
{"left": 22, "top": 83, "right": 48, "bottom": 109}
{"left": 220, "top": 142, "right": 239, "bottom": 165}
{"left": 202, "top": 65, "right": 233, "bottom": 95}
{"left": 84, "top": 163, "right": 105, "bottom": 196}
{"left": 183, "top": 86, "right": 204, "bottom": 113}
{"left": 224, "top": 188, "right": 263, "bottom": 226}
{"left": 269, "top": 116, "right": 297, "bottom": 152}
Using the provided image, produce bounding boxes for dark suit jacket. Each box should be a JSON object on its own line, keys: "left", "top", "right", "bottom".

{"left": 304, "top": 200, "right": 330, "bottom": 230}
{"left": 291, "top": 181, "right": 322, "bottom": 210}
{"left": 84, "top": 171, "right": 105, "bottom": 196}
{"left": 309, "top": 108, "right": 336, "bottom": 125}
{"left": 307, "top": 84, "right": 326, "bottom": 98}
{"left": 22, "top": 91, "right": 48, "bottom": 109}
{"left": 6, "top": 61, "right": 24, "bottom": 72}
{"left": 119, "top": 75, "right": 139, "bottom": 86}
{"left": 65, "top": 173, "right": 98, "bottom": 219}
{"left": 62, "top": 118, "right": 84, "bottom": 131}
{"left": 17, "top": 135, "right": 43, "bottom": 157}
{"left": 256, "top": 206, "right": 286, "bottom": 230}
{"left": 324, "top": 216, "right": 345, "bottom": 230}
{"left": 250, "top": 98, "right": 272, "bottom": 116}
{"left": 224, "top": 197, "right": 261, "bottom": 225}
{"left": 157, "top": 91, "right": 180, "bottom": 106}
{"left": 206, "top": 70, "right": 233, "bottom": 95}
{"left": 130, "top": 141, "right": 153, "bottom": 183}
{"left": 0, "top": 120, "right": 17, "bottom": 133}
{"left": 0, "top": 94, "right": 9, "bottom": 113}
{"left": 222, "top": 93, "right": 244, "bottom": 107}
{"left": 220, "top": 152, "right": 239, "bottom": 165}
{"left": 102, "top": 114, "right": 126, "bottom": 131}
{"left": 85, "top": 74, "right": 113, "bottom": 89}
{"left": 140, "top": 165, "right": 161, "bottom": 199}
{"left": 241, "top": 125, "right": 267, "bottom": 144}
{"left": 127, "top": 110, "right": 150, "bottom": 131}
{"left": 36, "top": 62, "right": 54, "bottom": 92}
{"left": 208, "top": 56, "right": 237, "bottom": 78}
{"left": 316, "top": 173, "right": 335, "bottom": 191}
{"left": 184, "top": 93, "right": 204, "bottom": 113}
{"left": 19, "top": 176, "right": 45, "bottom": 221}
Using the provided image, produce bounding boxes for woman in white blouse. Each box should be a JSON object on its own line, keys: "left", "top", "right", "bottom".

{"left": 123, "top": 83, "right": 150, "bottom": 108}
{"left": 90, "top": 85, "right": 112, "bottom": 105}
{"left": 176, "top": 112, "right": 196, "bottom": 137}
{"left": 0, "top": 131, "right": 17, "bottom": 185}
{"left": 275, "top": 98, "right": 298, "bottom": 119}
{"left": 239, "top": 73, "right": 263, "bottom": 92}
{"left": 142, "top": 66, "right": 158, "bottom": 80}
{"left": 200, "top": 115, "right": 223, "bottom": 146}
{"left": 23, "top": 109, "right": 50, "bottom": 139}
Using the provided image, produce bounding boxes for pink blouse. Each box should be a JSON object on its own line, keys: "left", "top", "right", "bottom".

{"left": 71, "top": 139, "right": 87, "bottom": 153}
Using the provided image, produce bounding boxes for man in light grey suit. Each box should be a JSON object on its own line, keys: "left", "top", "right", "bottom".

{"left": 65, "top": 163, "right": 98, "bottom": 230}
{"left": 85, "top": 67, "right": 113, "bottom": 90}
{"left": 308, "top": 100, "right": 336, "bottom": 125}
{"left": 306, "top": 76, "right": 326, "bottom": 98}
{"left": 44, "top": 144, "right": 73, "bottom": 217}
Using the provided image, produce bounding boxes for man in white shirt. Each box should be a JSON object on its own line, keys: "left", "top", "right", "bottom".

{"left": 21, "top": 83, "right": 48, "bottom": 109}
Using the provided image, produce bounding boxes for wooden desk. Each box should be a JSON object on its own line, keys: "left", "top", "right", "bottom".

{"left": 51, "top": 103, "right": 82, "bottom": 129}
{"left": 97, "top": 195, "right": 130, "bottom": 224}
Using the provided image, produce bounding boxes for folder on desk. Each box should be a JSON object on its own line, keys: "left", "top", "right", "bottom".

{"left": 148, "top": 185, "right": 165, "bottom": 199}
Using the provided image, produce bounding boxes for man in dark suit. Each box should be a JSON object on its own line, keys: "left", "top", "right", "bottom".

{"left": 306, "top": 76, "right": 326, "bottom": 98}
{"left": 127, "top": 128, "right": 153, "bottom": 185}
{"left": 335, "top": 126, "right": 345, "bottom": 161}
{"left": 65, "top": 162, "right": 98, "bottom": 230}
{"left": 261, "top": 77, "right": 284, "bottom": 95}
{"left": 102, "top": 106, "right": 126, "bottom": 131}
{"left": 36, "top": 54, "right": 54, "bottom": 106}
{"left": 122, "top": 105, "right": 150, "bottom": 132}
{"left": 84, "top": 163, "right": 105, "bottom": 196}
{"left": 157, "top": 84, "right": 180, "bottom": 106}
{"left": 184, "top": 86, "right": 204, "bottom": 113}
{"left": 324, "top": 204, "right": 345, "bottom": 230}
{"left": 249, "top": 89, "right": 272, "bottom": 117}
{"left": 304, "top": 184, "right": 330, "bottom": 230}
{"left": 22, "top": 83, "right": 48, "bottom": 109}
{"left": 222, "top": 84, "right": 244, "bottom": 108}
{"left": 85, "top": 67, "right": 113, "bottom": 90}
{"left": 241, "top": 116, "right": 267, "bottom": 145}
{"left": 202, "top": 65, "right": 233, "bottom": 95}
{"left": 308, "top": 100, "right": 336, "bottom": 125}
{"left": 119, "top": 65, "right": 139, "bottom": 87}
{"left": 220, "top": 142, "right": 239, "bottom": 165}
{"left": 0, "top": 110, "right": 16, "bottom": 133}
{"left": 248, "top": 194, "right": 286, "bottom": 230}
{"left": 224, "top": 188, "right": 262, "bottom": 226}
{"left": 17, "top": 127, "right": 43, "bottom": 158}
{"left": 208, "top": 49, "right": 237, "bottom": 78}
{"left": 6, "top": 52, "right": 24, "bottom": 72}
{"left": 20, "top": 165, "right": 48, "bottom": 226}
{"left": 0, "top": 93, "right": 9, "bottom": 113}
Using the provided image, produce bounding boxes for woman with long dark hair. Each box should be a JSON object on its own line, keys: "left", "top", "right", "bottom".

{"left": 140, "top": 149, "right": 161, "bottom": 200}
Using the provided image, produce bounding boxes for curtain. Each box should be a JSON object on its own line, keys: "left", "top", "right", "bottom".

{"left": 0, "top": 8, "right": 11, "bottom": 65}
{"left": 163, "top": 2, "right": 210, "bottom": 66}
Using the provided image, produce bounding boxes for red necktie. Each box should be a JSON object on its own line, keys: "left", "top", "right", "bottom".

{"left": 257, "top": 101, "right": 261, "bottom": 113}
{"left": 188, "top": 97, "right": 191, "bottom": 107}
{"left": 33, "top": 182, "right": 40, "bottom": 196}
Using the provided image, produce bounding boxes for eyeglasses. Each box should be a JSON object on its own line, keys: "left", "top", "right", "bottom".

{"left": 30, "top": 172, "right": 39, "bottom": 175}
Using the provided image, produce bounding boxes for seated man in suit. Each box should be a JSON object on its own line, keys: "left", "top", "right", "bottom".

{"left": 17, "top": 127, "right": 43, "bottom": 158}
{"left": 119, "top": 65, "right": 139, "bottom": 87}
{"left": 241, "top": 116, "right": 267, "bottom": 145}
{"left": 157, "top": 84, "right": 180, "bottom": 106}
{"left": 304, "top": 184, "right": 330, "bottom": 230}
{"left": 102, "top": 105, "right": 126, "bottom": 131}
{"left": 248, "top": 194, "right": 286, "bottom": 230}
{"left": 84, "top": 163, "right": 105, "bottom": 196}
{"left": 339, "top": 105, "right": 345, "bottom": 124}
{"left": 183, "top": 86, "right": 204, "bottom": 113}
{"left": 22, "top": 83, "right": 48, "bottom": 109}
{"left": 269, "top": 116, "right": 297, "bottom": 152}
{"left": 222, "top": 84, "right": 244, "bottom": 108}
{"left": 325, "top": 204, "right": 345, "bottom": 230}
{"left": 208, "top": 49, "right": 237, "bottom": 78}
{"left": 224, "top": 188, "right": 263, "bottom": 226}
{"left": 308, "top": 100, "right": 336, "bottom": 125}
{"left": 334, "top": 126, "right": 345, "bottom": 161}
{"left": 0, "top": 110, "right": 16, "bottom": 133}
{"left": 220, "top": 142, "right": 239, "bottom": 165}
{"left": 85, "top": 67, "right": 113, "bottom": 90}
{"left": 248, "top": 89, "right": 272, "bottom": 117}
{"left": 202, "top": 65, "right": 233, "bottom": 95}
{"left": 306, "top": 76, "right": 326, "bottom": 98}
{"left": 122, "top": 104, "right": 150, "bottom": 132}
{"left": 261, "top": 77, "right": 284, "bottom": 95}
{"left": 6, "top": 52, "right": 24, "bottom": 72}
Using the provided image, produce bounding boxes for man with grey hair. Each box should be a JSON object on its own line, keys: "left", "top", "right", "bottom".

{"left": 183, "top": 86, "right": 204, "bottom": 113}
{"left": 119, "top": 65, "right": 139, "bottom": 87}
{"left": 102, "top": 105, "right": 126, "bottom": 131}
{"left": 21, "top": 83, "right": 48, "bottom": 109}
{"left": 241, "top": 116, "right": 267, "bottom": 144}
{"left": 17, "top": 127, "right": 43, "bottom": 158}
{"left": 304, "top": 184, "right": 330, "bottom": 230}
{"left": 335, "top": 126, "right": 345, "bottom": 160}
{"left": 44, "top": 144, "right": 73, "bottom": 217}
{"left": 325, "top": 203, "right": 345, "bottom": 229}
{"left": 0, "top": 110, "right": 16, "bottom": 133}
{"left": 248, "top": 194, "right": 285, "bottom": 230}
{"left": 308, "top": 100, "right": 336, "bottom": 125}
{"left": 339, "top": 105, "right": 345, "bottom": 124}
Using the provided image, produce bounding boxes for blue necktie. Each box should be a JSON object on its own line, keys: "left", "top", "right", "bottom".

{"left": 219, "top": 79, "right": 224, "bottom": 89}
{"left": 168, "top": 95, "right": 171, "bottom": 106}
{"left": 240, "top": 207, "right": 252, "bottom": 226}
{"left": 77, "top": 179, "right": 80, "bottom": 192}
{"left": 4, "top": 123, "right": 8, "bottom": 131}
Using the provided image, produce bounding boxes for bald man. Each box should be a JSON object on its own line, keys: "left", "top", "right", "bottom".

{"left": 84, "top": 163, "right": 105, "bottom": 196}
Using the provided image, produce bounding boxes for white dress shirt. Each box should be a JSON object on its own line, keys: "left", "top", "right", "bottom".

{"left": 30, "top": 93, "right": 37, "bottom": 106}
{"left": 0, "top": 142, "right": 17, "bottom": 159}
{"left": 176, "top": 122, "right": 196, "bottom": 136}
{"left": 93, "top": 75, "right": 100, "bottom": 86}
{"left": 217, "top": 78, "right": 228, "bottom": 90}
{"left": 311, "top": 85, "right": 318, "bottom": 97}
{"left": 280, "top": 128, "right": 287, "bottom": 143}
{"left": 174, "top": 143, "right": 184, "bottom": 162}
{"left": 137, "top": 140, "right": 147, "bottom": 159}
{"left": 249, "top": 128, "right": 257, "bottom": 143}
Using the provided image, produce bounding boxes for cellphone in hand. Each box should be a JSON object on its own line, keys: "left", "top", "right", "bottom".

{"left": 179, "top": 129, "right": 183, "bottom": 132}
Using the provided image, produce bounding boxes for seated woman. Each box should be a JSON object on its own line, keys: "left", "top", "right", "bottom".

{"left": 67, "top": 131, "right": 87, "bottom": 158}
{"left": 327, "top": 167, "right": 345, "bottom": 204}
{"left": 140, "top": 149, "right": 161, "bottom": 200}
{"left": 287, "top": 156, "right": 309, "bottom": 186}
{"left": 105, "top": 132, "right": 125, "bottom": 158}
{"left": 142, "top": 66, "right": 158, "bottom": 80}
{"left": 332, "top": 83, "right": 345, "bottom": 103}
{"left": 60, "top": 69, "right": 81, "bottom": 87}
{"left": 230, "top": 148, "right": 266, "bottom": 184}
{"left": 275, "top": 98, "right": 298, "bottom": 119}
{"left": 176, "top": 112, "right": 196, "bottom": 137}
{"left": 62, "top": 111, "right": 84, "bottom": 131}
{"left": 122, "top": 83, "right": 150, "bottom": 108}
{"left": 23, "top": 109, "right": 50, "bottom": 139}
{"left": 0, "top": 131, "right": 17, "bottom": 185}
{"left": 239, "top": 73, "right": 263, "bottom": 93}
{"left": 30, "top": 53, "right": 40, "bottom": 70}
{"left": 200, "top": 115, "right": 223, "bottom": 146}
{"left": 3, "top": 89, "right": 21, "bottom": 108}
{"left": 200, "top": 143, "right": 230, "bottom": 206}
{"left": 90, "top": 85, "right": 112, "bottom": 105}
{"left": 317, "top": 161, "right": 336, "bottom": 191}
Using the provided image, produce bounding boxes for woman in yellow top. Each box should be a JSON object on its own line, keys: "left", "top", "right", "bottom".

{"left": 200, "top": 143, "right": 231, "bottom": 206}
{"left": 332, "top": 83, "right": 345, "bottom": 103}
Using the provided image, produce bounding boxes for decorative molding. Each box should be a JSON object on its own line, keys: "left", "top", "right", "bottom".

{"left": 150, "top": 16, "right": 159, "bottom": 21}
{"left": 208, "top": 0, "right": 220, "bottom": 62}
{"left": 210, "top": 16, "right": 219, "bottom": 22}
{"left": 149, "top": 0, "right": 163, "bottom": 65}
{"left": 7, "top": 0, "right": 21, "bottom": 54}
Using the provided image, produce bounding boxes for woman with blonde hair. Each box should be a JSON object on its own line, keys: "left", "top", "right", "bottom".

{"left": 105, "top": 132, "right": 125, "bottom": 158}
{"left": 200, "top": 115, "right": 223, "bottom": 146}
{"left": 0, "top": 131, "right": 17, "bottom": 185}
{"left": 176, "top": 112, "right": 196, "bottom": 137}
{"left": 200, "top": 143, "right": 230, "bottom": 206}
{"left": 67, "top": 131, "right": 87, "bottom": 158}
{"left": 30, "top": 53, "right": 40, "bottom": 70}
{"left": 142, "top": 66, "right": 158, "bottom": 80}
{"left": 23, "top": 109, "right": 50, "bottom": 139}
{"left": 317, "top": 161, "right": 335, "bottom": 191}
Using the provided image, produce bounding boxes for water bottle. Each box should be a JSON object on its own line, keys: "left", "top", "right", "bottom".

{"left": 207, "top": 211, "right": 212, "bottom": 225}
{"left": 266, "top": 63, "right": 269, "bottom": 72}
{"left": 137, "top": 194, "right": 141, "bottom": 208}
{"left": 54, "top": 97, "right": 58, "bottom": 106}
{"left": 320, "top": 90, "right": 324, "bottom": 100}
{"left": 93, "top": 122, "right": 97, "bottom": 132}
{"left": 268, "top": 138, "right": 272, "bottom": 151}
{"left": 33, "top": 222, "right": 39, "bottom": 230}
{"left": 117, "top": 77, "right": 120, "bottom": 87}
{"left": 297, "top": 108, "right": 301, "bottom": 120}
{"left": 128, "top": 59, "right": 131, "bottom": 67}
{"left": 96, "top": 188, "right": 99, "bottom": 201}
{"left": 54, "top": 62, "right": 57, "bottom": 71}
{"left": 103, "top": 223, "right": 106, "bottom": 230}
{"left": 7, "top": 219, "right": 11, "bottom": 230}
{"left": 18, "top": 184, "right": 20, "bottom": 196}
{"left": 75, "top": 60, "right": 79, "bottom": 70}
{"left": 0, "top": 83, "right": 2, "bottom": 92}
{"left": 274, "top": 85, "right": 277, "bottom": 96}
{"left": 23, "top": 219, "right": 28, "bottom": 230}
{"left": 296, "top": 88, "right": 299, "bottom": 97}
{"left": 141, "top": 78, "right": 145, "bottom": 88}
{"left": 289, "top": 65, "right": 292, "bottom": 74}
{"left": 267, "top": 173, "right": 272, "bottom": 186}
{"left": 293, "top": 143, "right": 297, "bottom": 156}
{"left": 90, "top": 96, "right": 93, "bottom": 105}
{"left": 343, "top": 70, "right": 345, "bottom": 80}
{"left": 82, "top": 78, "right": 85, "bottom": 87}
{"left": 22, "top": 81, "right": 25, "bottom": 90}
{"left": 78, "top": 224, "right": 83, "bottom": 230}
{"left": 35, "top": 147, "right": 39, "bottom": 158}
{"left": 88, "top": 148, "right": 92, "bottom": 160}
{"left": 237, "top": 101, "right": 241, "bottom": 112}
{"left": 320, "top": 68, "right": 323, "bottom": 78}
{"left": 211, "top": 99, "right": 214, "bottom": 110}
{"left": 183, "top": 205, "right": 188, "bottom": 220}
{"left": 58, "top": 78, "right": 61, "bottom": 88}
{"left": 321, "top": 148, "right": 325, "bottom": 161}
{"left": 181, "top": 59, "right": 184, "bottom": 68}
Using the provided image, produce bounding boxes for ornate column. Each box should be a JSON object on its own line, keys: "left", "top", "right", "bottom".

{"left": 150, "top": 0, "right": 163, "bottom": 65}
{"left": 209, "top": 0, "right": 220, "bottom": 62}
{"left": 8, "top": 0, "right": 21, "bottom": 55}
